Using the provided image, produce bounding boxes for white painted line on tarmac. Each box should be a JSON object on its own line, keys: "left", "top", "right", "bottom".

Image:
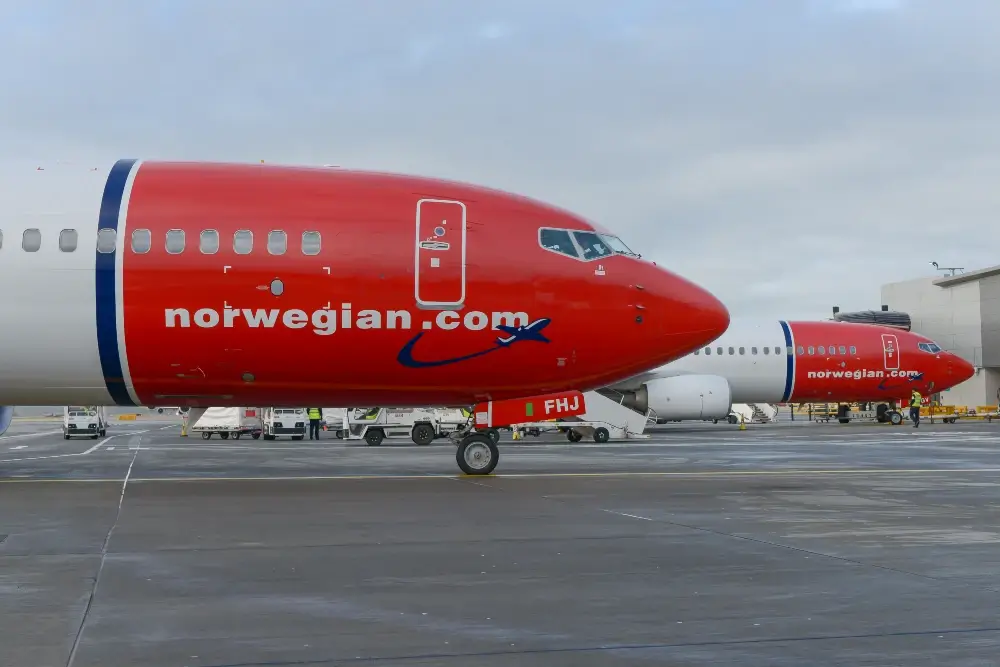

{"left": 9, "top": 445, "right": 27, "bottom": 450}
{"left": 602, "top": 509, "right": 652, "bottom": 521}
{"left": 0, "top": 430, "right": 149, "bottom": 463}
{"left": 0, "top": 430, "right": 62, "bottom": 441}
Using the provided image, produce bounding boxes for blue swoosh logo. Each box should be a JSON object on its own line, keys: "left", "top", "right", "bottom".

{"left": 877, "top": 371, "right": 923, "bottom": 391}
{"left": 397, "top": 318, "right": 552, "bottom": 368}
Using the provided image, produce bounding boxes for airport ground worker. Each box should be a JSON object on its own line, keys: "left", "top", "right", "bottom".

{"left": 308, "top": 407, "right": 322, "bottom": 439}
{"left": 909, "top": 390, "right": 922, "bottom": 428}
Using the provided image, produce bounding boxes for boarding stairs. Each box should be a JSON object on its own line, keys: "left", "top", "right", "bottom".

{"left": 557, "top": 389, "right": 656, "bottom": 440}
{"left": 731, "top": 403, "right": 777, "bottom": 424}
{"left": 751, "top": 403, "right": 777, "bottom": 422}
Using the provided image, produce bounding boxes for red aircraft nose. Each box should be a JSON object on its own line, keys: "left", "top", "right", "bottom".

{"left": 948, "top": 353, "right": 976, "bottom": 385}
{"left": 628, "top": 262, "right": 730, "bottom": 367}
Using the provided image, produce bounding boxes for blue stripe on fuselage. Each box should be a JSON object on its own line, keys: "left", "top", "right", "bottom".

{"left": 779, "top": 320, "right": 794, "bottom": 403}
{"left": 95, "top": 159, "right": 138, "bottom": 406}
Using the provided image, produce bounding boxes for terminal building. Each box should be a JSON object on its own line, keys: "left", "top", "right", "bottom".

{"left": 881, "top": 265, "right": 1000, "bottom": 409}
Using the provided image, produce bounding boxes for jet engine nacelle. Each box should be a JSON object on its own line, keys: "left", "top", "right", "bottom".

{"left": 0, "top": 406, "right": 13, "bottom": 435}
{"left": 617, "top": 375, "right": 732, "bottom": 421}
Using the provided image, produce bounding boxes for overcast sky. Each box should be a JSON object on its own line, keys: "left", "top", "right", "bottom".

{"left": 2, "top": 0, "right": 997, "bottom": 320}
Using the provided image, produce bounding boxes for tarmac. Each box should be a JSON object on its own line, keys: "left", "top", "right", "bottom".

{"left": 4, "top": 416, "right": 1000, "bottom": 666}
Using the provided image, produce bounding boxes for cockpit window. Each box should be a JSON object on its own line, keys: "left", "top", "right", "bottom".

{"left": 918, "top": 342, "right": 942, "bottom": 353}
{"left": 539, "top": 227, "right": 638, "bottom": 261}
{"left": 598, "top": 234, "right": 638, "bottom": 257}
{"left": 539, "top": 228, "right": 579, "bottom": 258}
{"left": 572, "top": 231, "right": 614, "bottom": 260}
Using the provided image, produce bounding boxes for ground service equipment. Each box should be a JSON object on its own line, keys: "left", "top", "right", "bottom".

{"left": 262, "top": 408, "right": 307, "bottom": 440}
{"left": 191, "top": 407, "right": 263, "bottom": 440}
{"left": 63, "top": 406, "right": 108, "bottom": 439}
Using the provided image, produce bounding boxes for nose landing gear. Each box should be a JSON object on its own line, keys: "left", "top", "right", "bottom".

{"left": 449, "top": 390, "right": 587, "bottom": 476}
{"left": 455, "top": 432, "right": 499, "bottom": 475}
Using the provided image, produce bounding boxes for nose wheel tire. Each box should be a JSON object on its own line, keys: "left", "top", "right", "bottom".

{"left": 456, "top": 434, "right": 499, "bottom": 475}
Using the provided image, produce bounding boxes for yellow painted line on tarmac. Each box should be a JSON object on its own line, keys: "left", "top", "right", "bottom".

{"left": 3, "top": 467, "right": 1000, "bottom": 484}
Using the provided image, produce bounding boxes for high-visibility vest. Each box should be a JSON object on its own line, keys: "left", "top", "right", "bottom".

{"left": 910, "top": 392, "right": 921, "bottom": 407}
{"left": 308, "top": 408, "right": 321, "bottom": 419}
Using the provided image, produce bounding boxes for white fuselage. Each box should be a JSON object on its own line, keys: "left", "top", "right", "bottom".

{"left": 652, "top": 319, "right": 791, "bottom": 403}
{"left": 1, "top": 167, "right": 116, "bottom": 404}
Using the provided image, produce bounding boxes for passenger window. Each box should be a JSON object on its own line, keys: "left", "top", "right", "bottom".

{"left": 751, "top": 347, "right": 758, "bottom": 355}
{"left": 539, "top": 228, "right": 579, "bottom": 258}
{"left": 234, "top": 230, "right": 253, "bottom": 254}
{"left": 839, "top": 345, "right": 846, "bottom": 355}
{"left": 131, "top": 229, "right": 151, "bottom": 253}
{"left": 763, "top": 347, "right": 769, "bottom": 355}
{"left": 705, "top": 347, "right": 711, "bottom": 355}
{"left": 165, "top": 229, "right": 185, "bottom": 254}
{"left": 200, "top": 230, "right": 219, "bottom": 254}
{"left": 268, "top": 230, "right": 287, "bottom": 255}
{"left": 302, "top": 231, "right": 321, "bottom": 255}
{"left": 97, "top": 228, "right": 117, "bottom": 253}
{"left": 797, "top": 346, "right": 804, "bottom": 355}
{"left": 571, "top": 231, "right": 613, "bottom": 260}
{"left": 739, "top": 347, "right": 745, "bottom": 355}
{"left": 22, "top": 228, "right": 41, "bottom": 252}
{"left": 694, "top": 349, "right": 700, "bottom": 355}
{"left": 59, "top": 229, "right": 78, "bottom": 252}
{"left": 808, "top": 346, "right": 814, "bottom": 355}
{"left": 849, "top": 346, "right": 856, "bottom": 355}
{"left": 728, "top": 347, "right": 734, "bottom": 355}
{"left": 716, "top": 347, "right": 723, "bottom": 355}
{"left": 0, "top": 229, "right": 3, "bottom": 249}
{"left": 818, "top": 346, "right": 826, "bottom": 354}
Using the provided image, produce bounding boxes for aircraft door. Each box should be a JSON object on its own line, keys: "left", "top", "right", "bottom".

{"left": 415, "top": 199, "right": 467, "bottom": 309}
{"left": 881, "top": 334, "right": 900, "bottom": 370}
{"left": 218, "top": 229, "right": 329, "bottom": 392}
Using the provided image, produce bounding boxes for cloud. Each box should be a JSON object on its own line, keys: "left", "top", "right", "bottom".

{"left": 1, "top": 0, "right": 998, "bottom": 321}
